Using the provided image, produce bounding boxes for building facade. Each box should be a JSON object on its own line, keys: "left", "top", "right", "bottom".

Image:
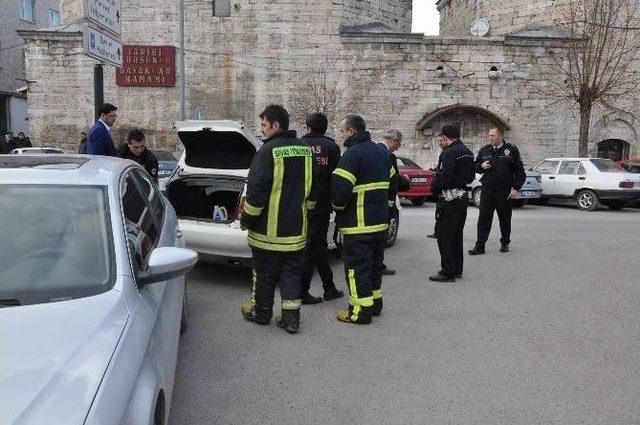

{"left": 18, "top": 0, "right": 640, "bottom": 165}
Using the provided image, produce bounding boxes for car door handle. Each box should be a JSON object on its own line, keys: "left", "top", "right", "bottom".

{"left": 175, "top": 228, "right": 183, "bottom": 239}
{"left": 549, "top": 176, "right": 556, "bottom": 180}
{"left": 578, "top": 177, "right": 586, "bottom": 180}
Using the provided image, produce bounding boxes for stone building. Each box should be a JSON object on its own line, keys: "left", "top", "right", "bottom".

{"left": 18, "top": 0, "right": 640, "bottom": 165}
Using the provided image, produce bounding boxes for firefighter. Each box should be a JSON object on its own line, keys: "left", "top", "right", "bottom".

{"left": 240, "top": 105, "right": 316, "bottom": 334}
{"left": 331, "top": 115, "right": 397, "bottom": 324}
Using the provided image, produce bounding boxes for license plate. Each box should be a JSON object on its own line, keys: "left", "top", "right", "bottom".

{"left": 520, "top": 191, "right": 537, "bottom": 197}
{"left": 412, "top": 178, "right": 428, "bottom": 183}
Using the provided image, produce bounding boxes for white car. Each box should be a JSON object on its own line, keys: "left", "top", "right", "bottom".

{"left": 468, "top": 170, "right": 543, "bottom": 208}
{"left": 532, "top": 157, "right": 640, "bottom": 211}
{"left": 9, "top": 147, "right": 66, "bottom": 155}
{"left": 0, "top": 155, "right": 197, "bottom": 424}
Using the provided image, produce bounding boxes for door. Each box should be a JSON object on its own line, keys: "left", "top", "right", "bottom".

{"left": 554, "top": 160, "right": 587, "bottom": 196}
{"left": 533, "top": 160, "right": 560, "bottom": 195}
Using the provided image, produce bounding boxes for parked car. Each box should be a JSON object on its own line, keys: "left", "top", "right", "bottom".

{"left": 0, "top": 155, "right": 197, "bottom": 425}
{"left": 396, "top": 156, "right": 435, "bottom": 206}
{"left": 153, "top": 148, "right": 179, "bottom": 191}
{"left": 617, "top": 158, "right": 640, "bottom": 173}
{"left": 9, "top": 147, "right": 66, "bottom": 155}
{"left": 532, "top": 157, "right": 640, "bottom": 211}
{"left": 468, "top": 170, "right": 543, "bottom": 208}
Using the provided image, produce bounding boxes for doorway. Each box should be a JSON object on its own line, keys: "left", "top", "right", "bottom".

{"left": 597, "top": 139, "right": 630, "bottom": 161}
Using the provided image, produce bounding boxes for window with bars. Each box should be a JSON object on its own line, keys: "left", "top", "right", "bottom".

{"left": 213, "top": 0, "right": 231, "bottom": 17}
{"left": 48, "top": 9, "right": 61, "bottom": 26}
{"left": 20, "top": 0, "right": 35, "bottom": 22}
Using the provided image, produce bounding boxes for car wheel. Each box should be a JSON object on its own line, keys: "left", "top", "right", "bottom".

{"left": 411, "top": 197, "right": 426, "bottom": 206}
{"left": 472, "top": 187, "right": 482, "bottom": 208}
{"left": 386, "top": 210, "right": 399, "bottom": 247}
{"left": 604, "top": 200, "right": 625, "bottom": 210}
{"left": 576, "top": 189, "right": 599, "bottom": 211}
{"left": 180, "top": 288, "right": 188, "bottom": 334}
{"left": 511, "top": 199, "right": 526, "bottom": 208}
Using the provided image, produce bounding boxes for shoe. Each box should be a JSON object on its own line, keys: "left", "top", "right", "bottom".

{"left": 275, "top": 311, "right": 300, "bottom": 334}
{"left": 372, "top": 298, "right": 383, "bottom": 316}
{"left": 427, "top": 233, "right": 436, "bottom": 239}
{"left": 381, "top": 268, "right": 396, "bottom": 276}
{"left": 301, "top": 292, "right": 322, "bottom": 305}
{"left": 240, "top": 302, "right": 255, "bottom": 321}
{"left": 455, "top": 274, "right": 462, "bottom": 278}
{"left": 336, "top": 308, "right": 372, "bottom": 324}
{"left": 323, "top": 288, "right": 344, "bottom": 301}
{"left": 468, "top": 246, "right": 485, "bottom": 255}
{"left": 500, "top": 244, "right": 510, "bottom": 253}
{"left": 241, "top": 303, "right": 271, "bottom": 324}
{"left": 429, "top": 273, "right": 455, "bottom": 282}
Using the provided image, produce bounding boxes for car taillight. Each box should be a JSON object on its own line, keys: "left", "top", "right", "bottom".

{"left": 619, "top": 181, "right": 634, "bottom": 188}
{"left": 535, "top": 176, "right": 542, "bottom": 183}
{"left": 236, "top": 196, "right": 246, "bottom": 220}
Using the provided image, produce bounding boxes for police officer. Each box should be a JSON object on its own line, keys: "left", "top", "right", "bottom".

{"left": 430, "top": 124, "right": 475, "bottom": 282}
{"left": 299, "top": 112, "right": 344, "bottom": 304}
{"left": 240, "top": 105, "right": 317, "bottom": 334}
{"left": 469, "top": 127, "right": 526, "bottom": 255}
{"left": 331, "top": 115, "right": 397, "bottom": 324}
{"left": 118, "top": 129, "right": 159, "bottom": 181}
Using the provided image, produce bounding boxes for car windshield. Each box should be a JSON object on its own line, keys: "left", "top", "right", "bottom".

{"left": 397, "top": 157, "right": 421, "bottom": 169}
{"left": 624, "top": 162, "right": 640, "bottom": 173}
{"left": 154, "top": 149, "right": 177, "bottom": 162}
{"left": 0, "top": 185, "right": 114, "bottom": 306}
{"left": 590, "top": 158, "right": 625, "bottom": 172}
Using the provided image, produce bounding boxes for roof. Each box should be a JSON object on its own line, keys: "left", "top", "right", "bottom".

{"left": 0, "top": 155, "right": 138, "bottom": 186}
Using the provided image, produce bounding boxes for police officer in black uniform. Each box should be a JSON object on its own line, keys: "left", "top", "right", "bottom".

{"left": 430, "top": 124, "right": 475, "bottom": 282}
{"left": 300, "top": 112, "right": 344, "bottom": 304}
{"left": 118, "top": 129, "right": 159, "bottom": 181}
{"left": 331, "top": 115, "right": 397, "bottom": 324}
{"left": 469, "top": 127, "right": 526, "bottom": 255}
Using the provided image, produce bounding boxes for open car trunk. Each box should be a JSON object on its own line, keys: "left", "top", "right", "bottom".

{"left": 166, "top": 176, "right": 245, "bottom": 223}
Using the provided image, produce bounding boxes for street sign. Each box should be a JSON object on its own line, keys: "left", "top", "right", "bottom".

{"left": 85, "top": 0, "right": 122, "bottom": 37}
{"left": 83, "top": 25, "right": 123, "bottom": 67}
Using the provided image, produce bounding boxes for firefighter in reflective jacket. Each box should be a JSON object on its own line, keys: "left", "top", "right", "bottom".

{"left": 240, "top": 105, "right": 316, "bottom": 334}
{"left": 331, "top": 115, "right": 398, "bottom": 324}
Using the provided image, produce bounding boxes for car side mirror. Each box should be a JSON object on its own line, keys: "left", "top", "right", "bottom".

{"left": 137, "top": 247, "right": 198, "bottom": 287}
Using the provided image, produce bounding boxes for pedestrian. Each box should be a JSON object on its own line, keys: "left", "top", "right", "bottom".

{"left": 240, "top": 105, "right": 317, "bottom": 334}
{"left": 15, "top": 132, "right": 32, "bottom": 148}
{"left": 87, "top": 103, "right": 117, "bottom": 156}
{"left": 427, "top": 134, "right": 449, "bottom": 239}
{"left": 468, "top": 127, "right": 526, "bottom": 255}
{"left": 331, "top": 115, "right": 397, "bottom": 324}
{"left": 429, "top": 124, "right": 475, "bottom": 282}
{"left": 3, "top": 132, "right": 16, "bottom": 154}
{"left": 78, "top": 132, "right": 88, "bottom": 154}
{"left": 118, "top": 129, "right": 159, "bottom": 181}
{"left": 299, "top": 112, "right": 344, "bottom": 305}
{"left": 377, "top": 129, "right": 410, "bottom": 275}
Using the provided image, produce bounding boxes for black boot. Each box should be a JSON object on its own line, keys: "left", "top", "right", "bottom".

{"left": 429, "top": 273, "right": 455, "bottom": 282}
{"left": 500, "top": 243, "right": 510, "bottom": 253}
{"left": 323, "top": 287, "right": 344, "bottom": 301}
{"left": 254, "top": 308, "right": 273, "bottom": 325}
{"left": 276, "top": 309, "right": 300, "bottom": 334}
{"left": 371, "top": 298, "right": 383, "bottom": 316}
{"left": 301, "top": 291, "right": 322, "bottom": 305}
{"left": 337, "top": 305, "right": 372, "bottom": 324}
{"left": 468, "top": 245, "right": 485, "bottom": 255}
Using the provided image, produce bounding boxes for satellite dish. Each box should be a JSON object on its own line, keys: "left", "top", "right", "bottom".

{"left": 470, "top": 18, "right": 490, "bottom": 37}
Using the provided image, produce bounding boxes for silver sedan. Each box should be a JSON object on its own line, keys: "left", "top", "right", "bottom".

{"left": 0, "top": 155, "right": 197, "bottom": 425}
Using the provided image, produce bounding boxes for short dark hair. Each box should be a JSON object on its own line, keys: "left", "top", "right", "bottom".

{"left": 439, "top": 123, "right": 461, "bottom": 140}
{"left": 99, "top": 103, "right": 117, "bottom": 116}
{"left": 488, "top": 127, "right": 504, "bottom": 136}
{"left": 305, "top": 112, "right": 328, "bottom": 134}
{"left": 343, "top": 114, "right": 366, "bottom": 133}
{"left": 127, "top": 129, "right": 145, "bottom": 143}
{"left": 259, "top": 104, "right": 289, "bottom": 130}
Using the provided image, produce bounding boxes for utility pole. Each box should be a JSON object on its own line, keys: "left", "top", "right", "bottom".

{"left": 178, "top": 0, "right": 186, "bottom": 120}
{"left": 94, "top": 64, "right": 104, "bottom": 119}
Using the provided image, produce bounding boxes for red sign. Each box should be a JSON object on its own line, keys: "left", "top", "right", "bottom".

{"left": 116, "top": 45, "right": 176, "bottom": 87}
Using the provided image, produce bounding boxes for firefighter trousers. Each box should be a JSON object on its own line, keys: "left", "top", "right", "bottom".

{"left": 301, "top": 210, "right": 336, "bottom": 294}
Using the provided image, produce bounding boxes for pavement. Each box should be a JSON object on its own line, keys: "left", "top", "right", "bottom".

{"left": 169, "top": 202, "right": 640, "bottom": 425}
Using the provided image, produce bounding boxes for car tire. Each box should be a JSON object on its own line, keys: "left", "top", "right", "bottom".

{"left": 180, "top": 288, "right": 188, "bottom": 334}
{"left": 511, "top": 199, "right": 526, "bottom": 208}
{"left": 604, "top": 200, "right": 625, "bottom": 210}
{"left": 386, "top": 210, "right": 399, "bottom": 247}
{"left": 411, "top": 197, "right": 426, "bottom": 206}
{"left": 472, "top": 187, "right": 482, "bottom": 208}
{"left": 576, "top": 189, "right": 599, "bottom": 211}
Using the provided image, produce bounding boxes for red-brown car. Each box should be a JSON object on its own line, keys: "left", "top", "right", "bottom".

{"left": 397, "top": 156, "right": 436, "bottom": 206}
{"left": 617, "top": 158, "right": 640, "bottom": 173}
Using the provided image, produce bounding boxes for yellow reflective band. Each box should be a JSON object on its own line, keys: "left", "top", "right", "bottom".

{"left": 390, "top": 167, "right": 396, "bottom": 178}
{"left": 353, "top": 182, "right": 390, "bottom": 192}
{"left": 348, "top": 268, "right": 358, "bottom": 300}
{"left": 340, "top": 223, "right": 389, "bottom": 235}
{"left": 248, "top": 231, "right": 306, "bottom": 244}
{"left": 388, "top": 200, "right": 394, "bottom": 207}
{"left": 244, "top": 201, "right": 263, "bottom": 216}
{"left": 356, "top": 191, "right": 365, "bottom": 228}
{"left": 373, "top": 289, "right": 382, "bottom": 300}
{"left": 332, "top": 204, "right": 346, "bottom": 211}
{"left": 333, "top": 168, "right": 357, "bottom": 185}
{"left": 247, "top": 236, "right": 307, "bottom": 252}
{"left": 306, "top": 200, "right": 316, "bottom": 210}
{"left": 302, "top": 155, "right": 313, "bottom": 233}
{"left": 249, "top": 269, "right": 257, "bottom": 307}
{"left": 282, "top": 299, "right": 302, "bottom": 310}
{"left": 268, "top": 157, "right": 284, "bottom": 237}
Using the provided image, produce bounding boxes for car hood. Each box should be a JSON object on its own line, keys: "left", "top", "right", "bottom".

{"left": 0, "top": 290, "right": 128, "bottom": 424}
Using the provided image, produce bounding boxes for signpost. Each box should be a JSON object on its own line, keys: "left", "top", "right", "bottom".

{"left": 85, "top": 0, "right": 122, "bottom": 36}
{"left": 83, "top": 25, "right": 123, "bottom": 67}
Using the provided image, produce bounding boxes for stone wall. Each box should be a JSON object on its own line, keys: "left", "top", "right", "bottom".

{"left": 341, "top": 0, "right": 413, "bottom": 32}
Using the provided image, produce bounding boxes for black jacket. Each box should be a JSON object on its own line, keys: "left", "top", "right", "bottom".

{"left": 302, "top": 133, "right": 340, "bottom": 213}
{"left": 475, "top": 141, "right": 526, "bottom": 190}
{"left": 377, "top": 143, "right": 410, "bottom": 193}
{"left": 433, "top": 140, "right": 475, "bottom": 191}
{"left": 241, "top": 130, "right": 317, "bottom": 252}
{"left": 331, "top": 132, "right": 397, "bottom": 235}
{"left": 119, "top": 146, "right": 159, "bottom": 181}
{"left": 15, "top": 137, "right": 32, "bottom": 149}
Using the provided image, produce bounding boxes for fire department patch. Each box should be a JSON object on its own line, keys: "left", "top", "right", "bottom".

{"left": 504, "top": 149, "right": 511, "bottom": 156}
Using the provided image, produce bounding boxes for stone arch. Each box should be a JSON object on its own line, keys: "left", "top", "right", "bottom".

{"left": 590, "top": 115, "right": 637, "bottom": 158}
{"left": 415, "top": 104, "right": 511, "bottom": 166}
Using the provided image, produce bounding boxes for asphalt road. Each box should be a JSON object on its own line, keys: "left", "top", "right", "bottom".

{"left": 169, "top": 202, "right": 640, "bottom": 425}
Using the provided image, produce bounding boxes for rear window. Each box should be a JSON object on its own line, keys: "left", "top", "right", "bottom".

{"left": 397, "top": 157, "right": 421, "bottom": 169}
{"left": 590, "top": 159, "right": 624, "bottom": 172}
{"left": 179, "top": 130, "right": 256, "bottom": 169}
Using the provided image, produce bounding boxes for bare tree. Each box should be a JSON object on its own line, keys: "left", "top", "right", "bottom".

{"left": 288, "top": 71, "right": 339, "bottom": 125}
{"left": 536, "top": 0, "right": 640, "bottom": 156}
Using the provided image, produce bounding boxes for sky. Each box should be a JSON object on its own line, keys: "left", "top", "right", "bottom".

{"left": 412, "top": 0, "right": 440, "bottom": 35}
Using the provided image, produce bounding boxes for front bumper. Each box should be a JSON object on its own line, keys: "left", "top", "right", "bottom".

{"left": 179, "top": 219, "right": 252, "bottom": 261}
{"left": 399, "top": 188, "right": 433, "bottom": 198}
{"left": 594, "top": 189, "right": 640, "bottom": 200}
